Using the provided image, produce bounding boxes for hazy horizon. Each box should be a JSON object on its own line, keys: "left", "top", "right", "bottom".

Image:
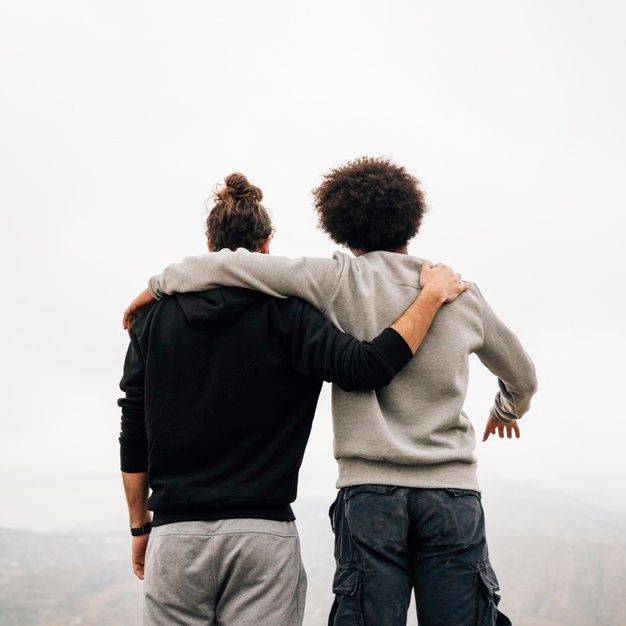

{"left": 2, "top": 485, "right": 626, "bottom": 625}
{"left": 1, "top": 0, "right": 625, "bottom": 532}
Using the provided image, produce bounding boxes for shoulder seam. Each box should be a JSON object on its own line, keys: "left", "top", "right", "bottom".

{"left": 321, "top": 253, "right": 349, "bottom": 315}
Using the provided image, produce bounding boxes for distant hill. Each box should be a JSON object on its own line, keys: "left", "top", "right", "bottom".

{"left": 0, "top": 529, "right": 140, "bottom": 626}
{"left": 1, "top": 483, "right": 625, "bottom": 626}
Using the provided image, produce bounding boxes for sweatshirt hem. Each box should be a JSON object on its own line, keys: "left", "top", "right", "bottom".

{"left": 336, "top": 458, "right": 480, "bottom": 492}
{"left": 152, "top": 504, "right": 295, "bottom": 527}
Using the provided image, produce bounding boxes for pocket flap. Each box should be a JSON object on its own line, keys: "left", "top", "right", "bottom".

{"left": 332, "top": 564, "right": 361, "bottom": 596}
{"left": 478, "top": 559, "right": 500, "bottom": 594}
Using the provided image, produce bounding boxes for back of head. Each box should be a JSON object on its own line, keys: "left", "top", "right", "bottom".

{"left": 206, "top": 173, "right": 274, "bottom": 252}
{"left": 312, "top": 156, "right": 427, "bottom": 252}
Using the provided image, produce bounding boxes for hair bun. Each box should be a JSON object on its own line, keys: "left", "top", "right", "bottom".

{"left": 219, "top": 172, "right": 263, "bottom": 205}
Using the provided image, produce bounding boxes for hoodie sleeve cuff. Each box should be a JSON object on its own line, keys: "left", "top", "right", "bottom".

{"left": 120, "top": 443, "right": 149, "bottom": 473}
{"left": 370, "top": 327, "right": 414, "bottom": 375}
{"left": 147, "top": 275, "right": 164, "bottom": 300}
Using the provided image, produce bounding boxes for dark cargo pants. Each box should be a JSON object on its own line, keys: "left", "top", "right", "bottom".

{"left": 328, "top": 485, "right": 512, "bottom": 626}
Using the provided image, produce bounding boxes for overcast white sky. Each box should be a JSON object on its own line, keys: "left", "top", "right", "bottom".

{"left": 1, "top": 0, "right": 624, "bottom": 531}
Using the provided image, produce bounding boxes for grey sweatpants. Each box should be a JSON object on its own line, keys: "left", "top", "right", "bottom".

{"left": 143, "top": 519, "right": 307, "bottom": 626}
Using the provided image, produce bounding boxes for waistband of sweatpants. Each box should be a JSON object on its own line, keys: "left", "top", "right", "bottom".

{"left": 150, "top": 517, "right": 300, "bottom": 538}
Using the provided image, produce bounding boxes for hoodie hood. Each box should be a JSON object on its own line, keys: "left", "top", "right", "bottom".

{"left": 175, "top": 288, "right": 267, "bottom": 329}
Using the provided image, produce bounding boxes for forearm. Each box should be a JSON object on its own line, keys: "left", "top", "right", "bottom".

{"left": 390, "top": 286, "right": 445, "bottom": 353}
{"left": 291, "top": 300, "right": 412, "bottom": 391}
{"left": 147, "top": 249, "right": 342, "bottom": 313}
{"left": 475, "top": 285, "right": 538, "bottom": 422}
{"left": 489, "top": 360, "right": 537, "bottom": 423}
{"left": 118, "top": 337, "right": 148, "bottom": 470}
{"left": 122, "top": 471, "right": 151, "bottom": 527}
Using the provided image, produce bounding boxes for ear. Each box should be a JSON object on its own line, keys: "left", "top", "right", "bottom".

{"left": 259, "top": 237, "right": 271, "bottom": 255}
{"left": 207, "top": 241, "right": 214, "bottom": 252}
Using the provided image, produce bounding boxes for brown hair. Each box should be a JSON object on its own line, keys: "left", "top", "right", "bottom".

{"left": 312, "top": 156, "right": 427, "bottom": 252}
{"left": 206, "top": 173, "right": 274, "bottom": 252}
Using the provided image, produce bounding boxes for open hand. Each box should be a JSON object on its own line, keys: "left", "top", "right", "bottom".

{"left": 482, "top": 415, "right": 520, "bottom": 441}
{"left": 123, "top": 289, "right": 156, "bottom": 329}
{"left": 420, "top": 261, "right": 469, "bottom": 303}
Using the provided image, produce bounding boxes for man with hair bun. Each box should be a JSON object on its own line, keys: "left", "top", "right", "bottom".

{"left": 119, "top": 171, "right": 469, "bottom": 626}
{"left": 124, "top": 159, "right": 536, "bottom": 625}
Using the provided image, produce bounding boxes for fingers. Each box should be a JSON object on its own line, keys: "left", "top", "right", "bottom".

{"left": 123, "top": 303, "right": 137, "bottom": 330}
{"left": 503, "top": 421, "right": 521, "bottom": 438}
{"left": 123, "top": 290, "right": 157, "bottom": 329}
{"left": 132, "top": 558, "right": 144, "bottom": 580}
{"left": 454, "top": 272, "right": 471, "bottom": 293}
{"left": 423, "top": 263, "right": 468, "bottom": 303}
{"left": 483, "top": 417, "right": 521, "bottom": 441}
{"left": 482, "top": 419, "right": 497, "bottom": 441}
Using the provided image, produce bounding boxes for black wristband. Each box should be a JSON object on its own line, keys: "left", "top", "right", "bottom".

{"left": 130, "top": 522, "right": 152, "bottom": 536}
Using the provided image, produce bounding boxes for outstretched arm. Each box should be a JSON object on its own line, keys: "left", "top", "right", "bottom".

{"left": 124, "top": 249, "right": 345, "bottom": 329}
{"left": 149, "top": 249, "right": 343, "bottom": 306}
{"left": 474, "top": 286, "right": 538, "bottom": 440}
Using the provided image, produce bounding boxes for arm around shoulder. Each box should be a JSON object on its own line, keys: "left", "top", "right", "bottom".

{"left": 148, "top": 248, "right": 345, "bottom": 313}
{"left": 289, "top": 300, "right": 413, "bottom": 391}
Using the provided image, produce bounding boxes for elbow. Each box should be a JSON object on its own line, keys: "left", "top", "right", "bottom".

{"left": 521, "top": 365, "right": 539, "bottom": 397}
{"left": 335, "top": 379, "right": 359, "bottom": 392}
{"left": 513, "top": 355, "right": 538, "bottom": 398}
{"left": 334, "top": 353, "right": 396, "bottom": 392}
{"left": 336, "top": 373, "right": 391, "bottom": 393}
{"left": 372, "top": 374, "right": 394, "bottom": 391}
{"left": 514, "top": 371, "right": 538, "bottom": 418}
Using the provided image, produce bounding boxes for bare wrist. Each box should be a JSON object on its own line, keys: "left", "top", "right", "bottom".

{"left": 419, "top": 284, "right": 446, "bottom": 306}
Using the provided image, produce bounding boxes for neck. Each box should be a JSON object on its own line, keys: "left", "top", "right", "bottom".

{"left": 351, "top": 245, "right": 408, "bottom": 257}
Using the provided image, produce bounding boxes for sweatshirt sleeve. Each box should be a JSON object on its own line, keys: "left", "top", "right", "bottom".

{"left": 289, "top": 299, "right": 413, "bottom": 391}
{"left": 118, "top": 328, "right": 148, "bottom": 472}
{"left": 148, "top": 248, "right": 345, "bottom": 314}
{"left": 474, "top": 285, "right": 538, "bottom": 424}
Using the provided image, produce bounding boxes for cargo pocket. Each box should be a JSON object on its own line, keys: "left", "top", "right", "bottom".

{"left": 477, "top": 560, "right": 512, "bottom": 626}
{"left": 329, "top": 493, "right": 340, "bottom": 533}
{"left": 329, "top": 564, "right": 363, "bottom": 626}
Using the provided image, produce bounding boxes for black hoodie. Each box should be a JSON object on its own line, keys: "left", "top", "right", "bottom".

{"left": 119, "top": 287, "right": 412, "bottom": 525}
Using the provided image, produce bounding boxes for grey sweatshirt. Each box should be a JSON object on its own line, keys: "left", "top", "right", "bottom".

{"left": 148, "top": 249, "right": 538, "bottom": 491}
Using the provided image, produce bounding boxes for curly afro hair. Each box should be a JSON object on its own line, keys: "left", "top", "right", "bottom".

{"left": 312, "top": 157, "right": 427, "bottom": 252}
